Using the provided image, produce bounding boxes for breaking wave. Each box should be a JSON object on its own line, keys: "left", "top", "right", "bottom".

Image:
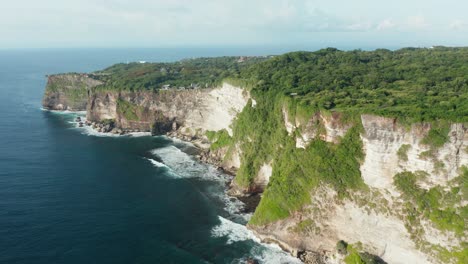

{"left": 48, "top": 110, "right": 151, "bottom": 137}
{"left": 144, "top": 158, "right": 167, "bottom": 168}
{"left": 211, "top": 216, "right": 301, "bottom": 264}
{"left": 149, "top": 144, "right": 301, "bottom": 264}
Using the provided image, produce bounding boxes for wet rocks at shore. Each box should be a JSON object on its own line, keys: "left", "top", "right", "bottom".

{"left": 80, "top": 119, "right": 145, "bottom": 135}
{"left": 297, "top": 251, "right": 326, "bottom": 264}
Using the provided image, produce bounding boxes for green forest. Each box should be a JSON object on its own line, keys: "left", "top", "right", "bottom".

{"left": 90, "top": 47, "right": 468, "bottom": 122}
{"left": 91, "top": 56, "right": 269, "bottom": 91}
{"left": 239, "top": 47, "right": 468, "bottom": 122}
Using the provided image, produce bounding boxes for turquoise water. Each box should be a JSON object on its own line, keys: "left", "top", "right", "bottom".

{"left": 0, "top": 49, "right": 300, "bottom": 264}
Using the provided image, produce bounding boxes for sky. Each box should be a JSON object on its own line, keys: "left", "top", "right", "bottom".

{"left": 1, "top": 0, "right": 468, "bottom": 49}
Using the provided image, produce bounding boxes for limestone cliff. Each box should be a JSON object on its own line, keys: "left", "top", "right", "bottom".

{"left": 249, "top": 110, "right": 467, "bottom": 264}
{"left": 42, "top": 74, "right": 249, "bottom": 171}
{"left": 86, "top": 83, "right": 249, "bottom": 136}
{"left": 43, "top": 73, "right": 467, "bottom": 264}
{"left": 42, "top": 74, "right": 102, "bottom": 111}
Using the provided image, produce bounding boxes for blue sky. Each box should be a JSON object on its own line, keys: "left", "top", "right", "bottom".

{"left": 2, "top": 0, "right": 468, "bottom": 49}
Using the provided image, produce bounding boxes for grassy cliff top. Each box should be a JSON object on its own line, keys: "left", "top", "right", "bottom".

{"left": 240, "top": 46, "right": 468, "bottom": 122}
{"left": 89, "top": 56, "right": 270, "bottom": 91}
{"left": 52, "top": 47, "right": 468, "bottom": 122}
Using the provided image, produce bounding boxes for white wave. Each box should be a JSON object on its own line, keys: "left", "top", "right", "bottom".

{"left": 42, "top": 108, "right": 86, "bottom": 115}
{"left": 144, "top": 158, "right": 167, "bottom": 168}
{"left": 151, "top": 145, "right": 247, "bottom": 218}
{"left": 211, "top": 216, "right": 259, "bottom": 244}
{"left": 250, "top": 245, "right": 302, "bottom": 264}
{"left": 78, "top": 124, "right": 122, "bottom": 137}
{"left": 211, "top": 216, "right": 301, "bottom": 264}
{"left": 152, "top": 145, "right": 299, "bottom": 263}
{"left": 166, "top": 136, "right": 192, "bottom": 145}
{"left": 127, "top": 132, "right": 152, "bottom": 137}
{"left": 151, "top": 146, "right": 224, "bottom": 182}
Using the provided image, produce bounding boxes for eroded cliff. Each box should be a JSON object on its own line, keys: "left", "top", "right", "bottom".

{"left": 42, "top": 73, "right": 467, "bottom": 264}
{"left": 42, "top": 74, "right": 102, "bottom": 111}
{"left": 247, "top": 110, "right": 467, "bottom": 264}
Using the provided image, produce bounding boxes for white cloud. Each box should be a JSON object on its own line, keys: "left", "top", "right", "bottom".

{"left": 346, "top": 21, "right": 373, "bottom": 31}
{"left": 377, "top": 19, "right": 396, "bottom": 30}
{"left": 406, "top": 14, "right": 428, "bottom": 29}
{"left": 449, "top": 20, "right": 467, "bottom": 30}
{"left": 1, "top": 0, "right": 468, "bottom": 48}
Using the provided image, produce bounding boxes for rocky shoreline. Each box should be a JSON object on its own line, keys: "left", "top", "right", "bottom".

{"left": 76, "top": 117, "right": 146, "bottom": 135}
{"left": 78, "top": 118, "right": 316, "bottom": 264}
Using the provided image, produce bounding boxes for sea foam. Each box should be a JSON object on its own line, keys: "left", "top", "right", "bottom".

{"left": 143, "top": 158, "right": 167, "bottom": 168}
{"left": 211, "top": 216, "right": 301, "bottom": 264}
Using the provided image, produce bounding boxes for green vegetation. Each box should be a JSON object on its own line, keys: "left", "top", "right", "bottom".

{"left": 45, "top": 75, "right": 88, "bottom": 107}
{"left": 239, "top": 47, "right": 468, "bottom": 122}
{"left": 343, "top": 243, "right": 385, "bottom": 264}
{"left": 116, "top": 99, "right": 142, "bottom": 121}
{"left": 290, "top": 219, "right": 317, "bottom": 234}
{"left": 60, "top": 47, "right": 467, "bottom": 122}
{"left": 91, "top": 56, "right": 269, "bottom": 91}
{"left": 397, "top": 144, "right": 411, "bottom": 161}
{"left": 394, "top": 169, "right": 466, "bottom": 236}
{"left": 248, "top": 111, "right": 365, "bottom": 225}
{"left": 205, "top": 129, "right": 232, "bottom": 150}
{"left": 49, "top": 48, "right": 467, "bottom": 237}
{"left": 230, "top": 49, "right": 465, "bottom": 225}
{"left": 345, "top": 251, "right": 365, "bottom": 264}
{"left": 432, "top": 243, "right": 468, "bottom": 264}
{"left": 421, "top": 121, "right": 451, "bottom": 148}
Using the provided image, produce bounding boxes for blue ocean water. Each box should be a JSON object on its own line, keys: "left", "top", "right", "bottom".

{"left": 0, "top": 48, "right": 300, "bottom": 264}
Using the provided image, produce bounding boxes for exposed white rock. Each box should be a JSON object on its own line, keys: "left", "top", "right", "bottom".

{"left": 282, "top": 107, "right": 296, "bottom": 135}
{"left": 255, "top": 162, "right": 273, "bottom": 189}
{"left": 360, "top": 115, "right": 467, "bottom": 191}
{"left": 421, "top": 220, "right": 461, "bottom": 249}
{"left": 88, "top": 92, "right": 118, "bottom": 120}
{"left": 253, "top": 112, "right": 467, "bottom": 264}
{"left": 183, "top": 82, "right": 249, "bottom": 136}
{"left": 282, "top": 109, "right": 352, "bottom": 147}
{"left": 329, "top": 201, "right": 431, "bottom": 264}
{"left": 251, "top": 98, "right": 257, "bottom": 108}
{"left": 222, "top": 143, "right": 242, "bottom": 170}
{"left": 319, "top": 114, "right": 351, "bottom": 143}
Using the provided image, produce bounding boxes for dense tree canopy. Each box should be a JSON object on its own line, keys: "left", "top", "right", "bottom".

{"left": 240, "top": 47, "right": 468, "bottom": 122}
{"left": 91, "top": 56, "right": 269, "bottom": 91}
{"left": 90, "top": 47, "right": 468, "bottom": 122}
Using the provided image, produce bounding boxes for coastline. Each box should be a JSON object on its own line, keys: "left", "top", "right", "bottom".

{"left": 50, "top": 109, "right": 302, "bottom": 263}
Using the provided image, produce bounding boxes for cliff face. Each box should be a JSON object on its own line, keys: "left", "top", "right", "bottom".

{"left": 43, "top": 74, "right": 467, "bottom": 263}
{"left": 250, "top": 111, "right": 467, "bottom": 264}
{"left": 42, "top": 74, "right": 102, "bottom": 111}
{"left": 360, "top": 115, "right": 467, "bottom": 190}
{"left": 86, "top": 83, "right": 249, "bottom": 137}
{"left": 42, "top": 74, "right": 249, "bottom": 171}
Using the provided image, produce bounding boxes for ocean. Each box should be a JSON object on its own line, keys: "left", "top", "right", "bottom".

{"left": 0, "top": 48, "right": 301, "bottom": 264}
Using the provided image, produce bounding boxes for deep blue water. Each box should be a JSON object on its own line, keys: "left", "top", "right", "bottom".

{"left": 0, "top": 49, "right": 300, "bottom": 264}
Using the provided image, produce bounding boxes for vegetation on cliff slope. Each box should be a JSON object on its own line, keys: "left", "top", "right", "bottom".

{"left": 394, "top": 169, "right": 467, "bottom": 236}
{"left": 201, "top": 47, "right": 468, "bottom": 226}
{"left": 205, "top": 130, "right": 232, "bottom": 150}
{"left": 44, "top": 75, "right": 89, "bottom": 108}
{"left": 394, "top": 168, "right": 468, "bottom": 263}
{"left": 46, "top": 47, "right": 468, "bottom": 261}
{"left": 116, "top": 99, "right": 142, "bottom": 121}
